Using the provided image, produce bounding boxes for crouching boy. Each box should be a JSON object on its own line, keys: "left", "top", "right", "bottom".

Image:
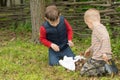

{"left": 80, "top": 8, "right": 118, "bottom": 77}
{"left": 40, "top": 5, "right": 75, "bottom": 66}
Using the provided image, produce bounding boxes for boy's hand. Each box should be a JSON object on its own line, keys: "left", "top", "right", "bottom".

{"left": 68, "top": 40, "right": 74, "bottom": 47}
{"left": 51, "top": 43, "right": 60, "bottom": 52}
{"left": 102, "top": 54, "right": 109, "bottom": 62}
{"left": 84, "top": 48, "right": 90, "bottom": 57}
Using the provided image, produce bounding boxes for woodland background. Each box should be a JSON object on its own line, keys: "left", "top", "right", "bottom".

{"left": 0, "top": 0, "right": 120, "bottom": 80}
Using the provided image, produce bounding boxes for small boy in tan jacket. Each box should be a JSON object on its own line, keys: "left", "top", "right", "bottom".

{"left": 80, "top": 8, "right": 113, "bottom": 76}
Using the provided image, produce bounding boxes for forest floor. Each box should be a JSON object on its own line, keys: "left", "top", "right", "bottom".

{"left": 0, "top": 28, "right": 120, "bottom": 80}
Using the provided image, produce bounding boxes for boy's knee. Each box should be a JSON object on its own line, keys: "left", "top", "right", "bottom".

{"left": 49, "top": 61, "right": 59, "bottom": 66}
{"left": 49, "top": 63, "right": 59, "bottom": 66}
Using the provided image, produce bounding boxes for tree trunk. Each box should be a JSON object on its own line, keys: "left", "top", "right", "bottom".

{"left": 0, "top": 0, "right": 7, "bottom": 7}
{"left": 21, "top": 0, "right": 23, "bottom": 4}
{"left": 30, "top": 0, "right": 45, "bottom": 43}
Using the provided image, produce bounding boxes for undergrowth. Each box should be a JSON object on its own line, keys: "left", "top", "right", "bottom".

{"left": 0, "top": 23, "right": 120, "bottom": 80}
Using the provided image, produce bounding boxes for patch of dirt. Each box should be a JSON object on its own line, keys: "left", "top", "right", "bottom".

{"left": 0, "top": 30, "right": 16, "bottom": 46}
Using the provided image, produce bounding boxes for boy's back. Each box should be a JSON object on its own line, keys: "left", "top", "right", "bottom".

{"left": 80, "top": 8, "right": 114, "bottom": 76}
{"left": 91, "top": 24, "right": 112, "bottom": 60}
{"left": 83, "top": 8, "right": 112, "bottom": 61}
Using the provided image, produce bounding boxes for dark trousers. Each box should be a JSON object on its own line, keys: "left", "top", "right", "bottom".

{"left": 48, "top": 46, "right": 75, "bottom": 66}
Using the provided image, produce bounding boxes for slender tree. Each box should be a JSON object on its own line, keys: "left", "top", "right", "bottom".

{"left": 30, "top": 0, "right": 45, "bottom": 43}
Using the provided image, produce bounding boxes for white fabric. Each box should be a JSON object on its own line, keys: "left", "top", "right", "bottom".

{"left": 59, "top": 55, "right": 85, "bottom": 71}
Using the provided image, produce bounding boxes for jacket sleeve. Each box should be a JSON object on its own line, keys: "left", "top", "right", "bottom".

{"left": 64, "top": 19, "right": 73, "bottom": 41}
{"left": 39, "top": 26, "right": 52, "bottom": 48}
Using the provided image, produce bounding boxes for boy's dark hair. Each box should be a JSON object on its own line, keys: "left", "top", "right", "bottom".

{"left": 45, "top": 5, "right": 60, "bottom": 21}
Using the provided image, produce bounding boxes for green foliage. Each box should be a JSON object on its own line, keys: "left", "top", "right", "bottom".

{"left": 0, "top": 38, "right": 48, "bottom": 80}
{"left": 72, "top": 36, "right": 91, "bottom": 54}
{"left": 0, "top": 28, "right": 120, "bottom": 80}
{"left": 116, "top": 7, "right": 120, "bottom": 12}
{"left": 10, "top": 21, "right": 32, "bottom": 33}
{"left": 106, "top": 24, "right": 120, "bottom": 58}
{"left": 111, "top": 38, "right": 120, "bottom": 58}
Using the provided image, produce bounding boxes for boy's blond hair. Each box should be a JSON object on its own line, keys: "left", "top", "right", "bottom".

{"left": 84, "top": 8, "right": 100, "bottom": 22}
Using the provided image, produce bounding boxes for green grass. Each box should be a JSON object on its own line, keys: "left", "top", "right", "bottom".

{"left": 0, "top": 28, "right": 120, "bottom": 80}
